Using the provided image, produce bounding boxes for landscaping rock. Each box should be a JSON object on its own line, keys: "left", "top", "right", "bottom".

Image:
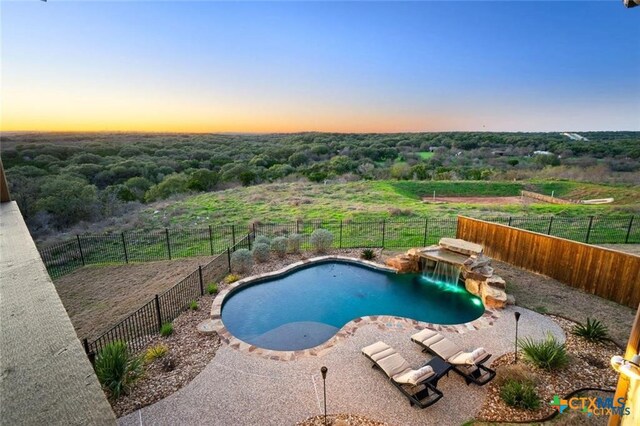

{"left": 465, "top": 278, "right": 482, "bottom": 296}
{"left": 384, "top": 255, "right": 419, "bottom": 273}
{"left": 462, "top": 254, "right": 491, "bottom": 270}
{"left": 197, "top": 319, "right": 217, "bottom": 335}
{"left": 438, "top": 238, "right": 483, "bottom": 256}
{"left": 506, "top": 294, "right": 516, "bottom": 305}
{"left": 482, "top": 285, "right": 507, "bottom": 309}
{"left": 486, "top": 275, "right": 507, "bottom": 290}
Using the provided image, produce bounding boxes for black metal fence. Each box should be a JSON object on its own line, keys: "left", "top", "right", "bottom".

{"left": 68, "top": 215, "right": 637, "bottom": 362}
{"left": 41, "top": 215, "right": 638, "bottom": 281}
{"left": 83, "top": 234, "right": 251, "bottom": 361}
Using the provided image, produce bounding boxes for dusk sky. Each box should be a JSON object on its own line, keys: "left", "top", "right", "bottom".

{"left": 1, "top": 1, "right": 638, "bottom": 133}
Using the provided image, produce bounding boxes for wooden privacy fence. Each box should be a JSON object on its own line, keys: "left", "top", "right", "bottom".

{"left": 456, "top": 216, "right": 640, "bottom": 309}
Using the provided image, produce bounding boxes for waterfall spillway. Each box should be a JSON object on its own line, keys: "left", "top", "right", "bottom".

{"left": 423, "top": 260, "right": 462, "bottom": 287}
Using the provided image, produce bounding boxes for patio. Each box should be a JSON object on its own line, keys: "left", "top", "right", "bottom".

{"left": 119, "top": 306, "right": 561, "bottom": 425}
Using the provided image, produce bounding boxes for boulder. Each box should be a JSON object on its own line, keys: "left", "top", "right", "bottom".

{"left": 465, "top": 278, "right": 482, "bottom": 296}
{"left": 486, "top": 275, "right": 507, "bottom": 290}
{"left": 506, "top": 294, "right": 516, "bottom": 305}
{"left": 197, "top": 319, "right": 217, "bottom": 335}
{"left": 462, "top": 254, "right": 492, "bottom": 270}
{"left": 474, "top": 265, "right": 494, "bottom": 278}
{"left": 385, "top": 255, "right": 419, "bottom": 273}
{"left": 481, "top": 285, "right": 507, "bottom": 309}
{"left": 438, "top": 238, "right": 483, "bottom": 256}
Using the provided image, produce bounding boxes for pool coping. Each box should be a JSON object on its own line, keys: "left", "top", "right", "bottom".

{"left": 208, "top": 255, "right": 500, "bottom": 361}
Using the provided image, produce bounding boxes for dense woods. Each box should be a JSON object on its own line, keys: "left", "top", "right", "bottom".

{"left": 1, "top": 131, "right": 638, "bottom": 235}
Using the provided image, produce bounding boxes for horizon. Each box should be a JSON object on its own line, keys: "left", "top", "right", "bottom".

{"left": 1, "top": 1, "right": 639, "bottom": 133}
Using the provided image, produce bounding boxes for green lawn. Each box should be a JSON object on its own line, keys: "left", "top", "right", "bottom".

{"left": 137, "top": 180, "right": 639, "bottom": 230}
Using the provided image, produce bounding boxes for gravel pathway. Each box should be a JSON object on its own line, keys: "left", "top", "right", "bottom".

{"left": 119, "top": 306, "right": 562, "bottom": 426}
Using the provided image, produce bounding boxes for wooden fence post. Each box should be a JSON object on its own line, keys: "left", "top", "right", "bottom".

{"left": 198, "top": 265, "right": 204, "bottom": 296}
{"left": 76, "top": 235, "right": 85, "bottom": 266}
{"left": 585, "top": 216, "right": 594, "bottom": 243}
{"left": 625, "top": 216, "right": 634, "bottom": 244}
{"left": 121, "top": 232, "right": 129, "bottom": 263}
{"left": 165, "top": 228, "right": 172, "bottom": 260}
{"left": 154, "top": 294, "right": 163, "bottom": 330}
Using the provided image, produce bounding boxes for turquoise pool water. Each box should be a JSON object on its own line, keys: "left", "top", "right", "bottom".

{"left": 221, "top": 260, "right": 485, "bottom": 351}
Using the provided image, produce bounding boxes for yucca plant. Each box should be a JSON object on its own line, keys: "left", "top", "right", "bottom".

{"left": 94, "top": 341, "right": 143, "bottom": 399}
{"left": 361, "top": 249, "right": 376, "bottom": 260}
{"left": 519, "top": 332, "right": 569, "bottom": 370}
{"left": 572, "top": 318, "right": 609, "bottom": 342}
{"left": 500, "top": 379, "right": 540, "bottom": 410}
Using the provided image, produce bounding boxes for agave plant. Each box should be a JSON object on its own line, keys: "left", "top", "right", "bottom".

{"left": 94, "top": 341, "right": 143, "bottom": 399}
{"left": 572, "top": 317, "right": 609, "bottom": 342}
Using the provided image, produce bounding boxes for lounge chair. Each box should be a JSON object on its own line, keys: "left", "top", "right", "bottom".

{"left": 361, "top": 341, "right": 443, "bottom": 408}
{"left": 411, "top": 329, "right": 496, "bottom": 386}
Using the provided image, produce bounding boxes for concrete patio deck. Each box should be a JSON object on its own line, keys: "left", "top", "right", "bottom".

{"left": 119, "top": 306, "right": 563, "bottom": 426}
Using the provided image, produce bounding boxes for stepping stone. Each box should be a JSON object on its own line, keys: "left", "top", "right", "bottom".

{"left": 197, "top": 319, "right": 217, "bottom": 335}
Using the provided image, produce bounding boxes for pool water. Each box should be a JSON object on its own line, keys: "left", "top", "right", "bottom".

{"left": 221, "top": 261, "right": 484, "bottom": 351}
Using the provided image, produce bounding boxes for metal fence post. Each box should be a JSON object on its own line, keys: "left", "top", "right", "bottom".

{"left": 625, "top": 216, "right": 634, "bottom": 244}
{"left": 247, "top": 233, "right": 252, "bottom": 250}
{"left": 381, "top": 219, "right": 386, "bottom": 248}
{"left": 83, "top": 338, "right": 95, "bottom": 366}
{"left": 508, "top": 216, "right": 512, "bottom": 226}
{"left": 547, "top": 217, "right": 554, "bottom": 235}
{"left": 227, "top": 247, "right": 232, "bottom": 272}
{"left": 421, "top": 218, "right": 428, "bottom": 246}
{"left": 154, "top": 294, "right": 163, "bottom": 330}
{"left": 198, "top": 265, "right": 204, "bottom": 295}
{"left": 339, "top": 220, "right": 343, "bottom": 249}
{"left": 585, "top": 216, "right": 594, "bottom": 243}
{"left": 121, "top": 232, "right": 129, "bottom": 263}
{"left": 208, "top": 225, "right": 214, "bottom": 255}
{"left": 76, "top": 235, "right": 85, "bottom": 266}
{"left": 231, "top": 224, "right": 236, "bottom": 247}
{"left": 165, "top": 228, "right": 172, "bottom": 260}
{"left": 252, "top": 222, "right": 257, "bottom": 239}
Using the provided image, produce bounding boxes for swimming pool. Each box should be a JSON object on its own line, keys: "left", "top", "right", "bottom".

{"left": 221, "top": 260, "right": 484, "bottom": 351}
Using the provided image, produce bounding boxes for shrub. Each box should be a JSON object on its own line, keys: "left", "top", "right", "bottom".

{"left": 94, "top": 341, "right": 143, "bottom": 399}
{"left": 500, "top": 379, "right": 540, "bottom": 410}
{"left": 287, "top": 233, "right": 302, "bottom": 254}
{"left": 252, "top": 243, "right": 270, "bottom": 263}
{"left": 231, "top": 249, "right": 253, "bottom": 274}
{"left": 310, "top": 229, "right": 333, "bottom": 253}
{"left": 253, "top": 235, "right": 271, "bottom": 246}
{"left": 223, "top": 274, "right": 240, "bottom": 284}
{"left": 271, "top": 236, "right": 288, "bottom": 258}
{"left": 495, "top": 364, "right": 537, "bottom": 386}
{"left": 207, "top": 283, "right": 218, "bottom": 294}
{"left": 160, "top": 322, "right": 174, "bottom": 337}
{"left": 144, "top": 344, "right": 168, "bottom": 364}
{"left": 519, "top": 332, "right": 569, "bottom": 370}
{"left": 361, "top": 249, "right": 376, "bottom": 260}
{"left": 572, "top": 318, "right": 609, "bottom": 342}
{"left": 189, "top": 300, "right": 199, "bottom": 310}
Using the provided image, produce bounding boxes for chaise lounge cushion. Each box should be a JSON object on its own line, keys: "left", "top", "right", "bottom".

{"left": 362, "top": 341, "right": 411, "bottom": 378}
{"left": 449, "top": 347, "right": 489, "bottom": 366}
{"left": 394, "top": 365, "right": 435, "bottom": 386}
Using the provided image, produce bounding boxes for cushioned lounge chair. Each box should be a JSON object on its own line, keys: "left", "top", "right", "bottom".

{"left": 362, "top": 341, "right": 443, "bottom": 408}
{"left": 411, "top": 329, "right": 496, "bottom": 386}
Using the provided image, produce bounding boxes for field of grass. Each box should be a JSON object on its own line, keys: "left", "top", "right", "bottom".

{"left": 138, "top": 180, "right": 640, "bottom": 229}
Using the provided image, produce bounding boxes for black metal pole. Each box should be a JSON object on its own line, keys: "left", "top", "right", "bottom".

{"left": 121, "top": 232, "right": 129, "bottom": 264}
{"left": 625, "top": 216, "right": 634, "bottom": 244}
{"left": 585, "top": 216, "right": 594, "bottom": 243}
{"left": 514, "top": 311, "right": 521, "bottom": 364}
{"left": 381, "top": 219, "right": 386, "bottom": 248}
{"left": 339, "top": 220, "right": 343, "bottom": 249}
{"left": 227, "top": 247, "right": 232, "bottom": 273}
{"left": 165, "top": 228, "right": 172, "bottom": 260}
{"left": 198, "top": 265, "right": 204, "bottom": 296}
{"left": 321, "top": 366, "right": 328, "bottom": 426}
{"left": 209, "top": 225, "right": 214, "bottom": 255}
{"left": 423, "top": 218, "right": 428, "bottom": 246}
{"left": 77, "top": 235, "right": 85, "bottom": 266}
{"left": 155, "top": 294, "right": 163, "bottom": 331}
